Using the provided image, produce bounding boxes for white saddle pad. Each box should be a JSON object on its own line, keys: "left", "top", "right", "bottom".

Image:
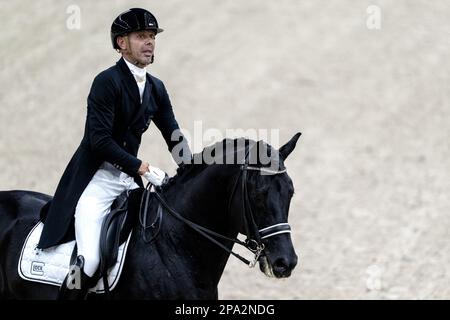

{"left": 18, "top": 222, "right": 132, "bottom": 294}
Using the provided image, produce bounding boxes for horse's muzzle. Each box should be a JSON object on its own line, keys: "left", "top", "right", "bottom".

{"left": 272, "top": 254, "right": 298, "bottom": 277}
{"left": 259, "top": 252, "right": 298, "bottom": 278}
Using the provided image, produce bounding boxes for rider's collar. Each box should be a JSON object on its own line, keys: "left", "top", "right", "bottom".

{"left": 123, "top": 58, "right": 147, "bottom": 82}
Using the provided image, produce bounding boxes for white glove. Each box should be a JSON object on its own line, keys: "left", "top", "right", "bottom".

{"left": 143, "top": 166, "right": 167, "bottom": 186}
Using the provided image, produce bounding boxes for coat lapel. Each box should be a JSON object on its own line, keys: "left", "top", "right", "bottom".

{"left": 116, "top": 57, "right": 141, "bottom": 107}
{"left": 129, "top": 73, "right": 154, "bottom": 126}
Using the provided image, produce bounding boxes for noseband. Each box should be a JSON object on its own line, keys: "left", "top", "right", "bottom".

{"left": 144, "top": 151, "right": 292, "bottom": 268}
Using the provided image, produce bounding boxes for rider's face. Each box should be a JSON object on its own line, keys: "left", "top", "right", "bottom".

{"left": 118, "top": 30, "right": 156, "bottom": 68}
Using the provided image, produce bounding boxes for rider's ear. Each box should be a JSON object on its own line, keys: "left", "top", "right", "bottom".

{"left": 279, "top": 132, "right": 301, "bottom": 160}
{"left": 117, "top": 35, "right": 128, "bottom": 51}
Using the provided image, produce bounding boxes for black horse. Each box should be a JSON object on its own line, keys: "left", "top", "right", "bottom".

{"left": 0, "top": 134, "right": 300, "bottom": 299}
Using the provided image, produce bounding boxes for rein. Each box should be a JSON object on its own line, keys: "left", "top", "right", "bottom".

{"left": 139, "top": 158, "right": 291, "bottom": 268}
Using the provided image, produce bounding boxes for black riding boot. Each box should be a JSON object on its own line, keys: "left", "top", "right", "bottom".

{"left": 58, "top": 255, "right": 93, "bottom": 300}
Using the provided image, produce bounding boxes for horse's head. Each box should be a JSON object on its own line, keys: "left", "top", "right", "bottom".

{"left": 159, "top": 132, "right": 301, "bottom": 280}
{"left": 235, "top": 133, "right": 301, "bottom": 278}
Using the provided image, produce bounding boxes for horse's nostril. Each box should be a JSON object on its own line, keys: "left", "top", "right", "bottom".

{"left": 272, "top": 255, "right": 297, "bottom": 277}
{"left": 273, "top": 258, "right": 288, "bottom": 272}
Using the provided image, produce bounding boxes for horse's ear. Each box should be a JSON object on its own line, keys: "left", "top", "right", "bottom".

{"left": 279, "top": 132, "right": 302, "bottom": 160}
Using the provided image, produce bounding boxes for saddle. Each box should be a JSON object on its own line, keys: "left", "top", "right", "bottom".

{"left": 98, "top": 190, "right": 133, "bottom": 280}
{"left": 96, "top": 187, "right": 162, "bottom": 293}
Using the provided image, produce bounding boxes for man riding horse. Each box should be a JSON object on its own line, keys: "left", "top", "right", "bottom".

{"left": 36, "top": 8, "right": 191, "bottom": 299}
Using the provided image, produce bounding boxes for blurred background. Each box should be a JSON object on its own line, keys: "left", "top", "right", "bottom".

{"left": 0, "top": 0, "right": 449, "bottom": 299}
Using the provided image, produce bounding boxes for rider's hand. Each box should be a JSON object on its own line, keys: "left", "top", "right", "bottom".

{"left": 143, "top": 165, "right": 167, "bottom": 186}
{"left": 137, "top": 161, "right": 150, "bottom": 175}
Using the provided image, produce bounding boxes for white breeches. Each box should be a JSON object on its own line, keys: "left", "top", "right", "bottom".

{"left": 74, "top": 162, "right": 139, "bottom": 277}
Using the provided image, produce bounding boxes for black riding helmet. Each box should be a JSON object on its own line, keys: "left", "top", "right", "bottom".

{"left": 111, "top": 8, "right": 164, "bottom": 50}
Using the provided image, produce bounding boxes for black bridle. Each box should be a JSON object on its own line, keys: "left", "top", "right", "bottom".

{"left": 139, "top": 153, "right": 292, "bottom": 267}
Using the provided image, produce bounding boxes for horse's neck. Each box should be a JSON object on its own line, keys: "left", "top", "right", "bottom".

{"left": 159, "top": 165, "right": 241, "bottom": 287}
{"left": 165, "top": 165, "right": 240, "bottom": 233}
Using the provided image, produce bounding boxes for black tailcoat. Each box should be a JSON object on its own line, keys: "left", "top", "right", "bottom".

{"left": 37, "top": 57, "right": 189, "bottom": 249}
